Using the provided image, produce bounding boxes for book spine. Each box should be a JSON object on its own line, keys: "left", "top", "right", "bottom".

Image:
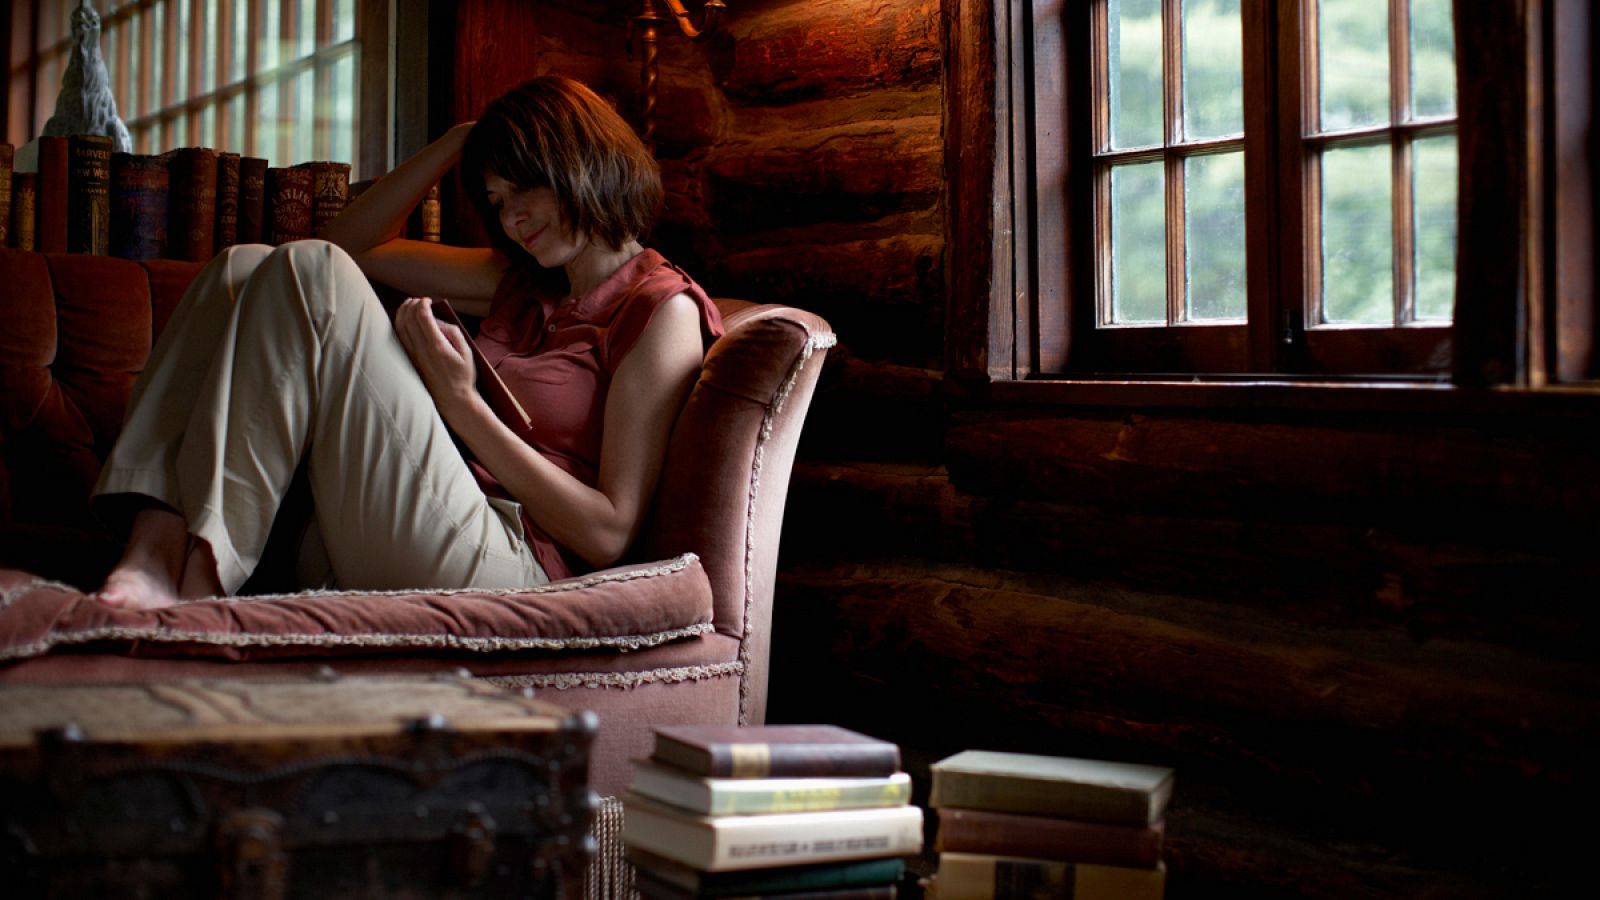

{"left": 637, "top": 873, "right": 897, "bottom": 900}
{"left": 706, "top": 743, "right": 903, "bottom": 779}
{"left": 708, "top": 780, "right": 913, "bottom": 816}
{"left": 930, "top": 772, "right": 1154, "bottom": 825}
{"left": 699, "top": 858, "right": 906, "bottom": 896}
{"left": 35, "top": 135, "right": 69, "bottom": 253}
{"left": 297, "top": 160, "right": 350, "bottom": 238}
{"left": 935, "top": 808, "right": 1163, "bottom": 869}
{"left": 12, "top": 173, "right": 37, "bottom": 250}
{"left": 67, "top": 135, "right": 113, "bottom": 255}
{"left": 265, "top": 167, "right": 313, "bottom": 245}
{"left": 627, "top": 804, "right": 923, "bottom": 873}
{"left": 214, "top": 152, "right": 240, "bottom": 252}
{"left": 110, "top": 153, "right": 170, "bottom": 261}
{"left": 421, "top": 182, "right": 441, "bottom": 242}
{"left": 0, "top": 144, "right": 11, "bottom": 246}
{"left": 167, "top": 148, "right": 218, "bottom": 261}
{"left": 935, "top": 854, "right": 1166, "bottom": 900}
{"left": 236, "top": 157, "right": 268, "bottom": 244}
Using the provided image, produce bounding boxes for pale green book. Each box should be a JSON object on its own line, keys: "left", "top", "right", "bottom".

{"left": 929, "top": 750, "right": 1175, "bottom": 825}
{"left": 631, "top": 759, "right": 912, "bottom": 815}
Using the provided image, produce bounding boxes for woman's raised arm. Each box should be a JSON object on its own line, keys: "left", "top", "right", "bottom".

{"left": 322, "top": 122, "right": 504, "bottom": 311}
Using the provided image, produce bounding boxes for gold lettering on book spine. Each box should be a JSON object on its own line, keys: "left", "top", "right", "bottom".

{"left": 728, "top": 743, "right": 771, "bottom": 778}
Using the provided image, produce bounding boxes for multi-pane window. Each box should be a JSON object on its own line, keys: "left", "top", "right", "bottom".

{"left": 10, "top": 0, "right": 359, "bottom": 170}
{"left": 1051, "top": 0, "right": 1460, "bottom": 376}
{"left": 1097, "top": 0, "right": 1246, "bottom": 328}
{"left": 1306, "top": 0, "right": 1457, "bottom": 328}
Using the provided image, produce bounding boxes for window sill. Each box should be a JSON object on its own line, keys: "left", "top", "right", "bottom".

{"left": 979, "top": 376, "right": 1600, "bottom": 418}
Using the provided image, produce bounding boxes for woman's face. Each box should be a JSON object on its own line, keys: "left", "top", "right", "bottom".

{"left": 483, "top": 173, "right": 586, "bottom": 268}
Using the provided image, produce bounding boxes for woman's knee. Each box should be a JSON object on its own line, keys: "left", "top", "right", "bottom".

{"left": 252, "top": 239, "right": 384, "bottom": 321}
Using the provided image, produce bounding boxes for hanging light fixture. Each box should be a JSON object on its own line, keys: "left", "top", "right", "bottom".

{"left": 630, "top": 0, "right": 727, "bottom": 144}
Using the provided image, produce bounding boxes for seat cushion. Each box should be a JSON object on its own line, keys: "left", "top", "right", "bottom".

{"left": 0, "top": 553, "right": 713, "bottom": 663}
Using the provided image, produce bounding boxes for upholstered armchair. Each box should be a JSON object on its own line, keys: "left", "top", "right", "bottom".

{"left": 0, "top": 247, "right": 834, "bottom": 813}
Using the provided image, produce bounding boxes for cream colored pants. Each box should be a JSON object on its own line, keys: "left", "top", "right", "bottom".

{"left": 95, "top": 240, "right": 546, "bottom": 594}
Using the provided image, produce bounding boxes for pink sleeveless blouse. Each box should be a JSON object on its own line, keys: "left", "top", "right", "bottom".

{"left": 469, "top": 249, "right": 724, "bottom": 581}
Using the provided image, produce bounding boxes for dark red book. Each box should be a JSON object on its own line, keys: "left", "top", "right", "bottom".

{"left": 110, "top": 153, "right": 170, "bottom": 261}
{"left": 265, "top": 166, "right": 313, "bottom": 245}
{"left": 67, "top": 134, "right": 113, "bottom": 255}
{"left": 651, "top": 725, "right": 902, "bottom": 779}
{"left": 11, "top": 172, "right": 37, "bottom": 250}
{"left": 214, "top": 152, "right": 240, "bottom": 252}
{"left": 164, "top": 147, "right": 218, "bottom": 261}
{"left": 236, "top": 156, "right": 268, "bottom": 244}
{"left": 294, "top": 160, "right": 350, "bottom": 238}
{"left": 34, "top": 136, "right": 69, "bottom": 253}
{"left": 935, "top": 807, "right": 1165, "bottom": 869}
{"left": 0, "top": 143, "right": 12, "bottom": 247}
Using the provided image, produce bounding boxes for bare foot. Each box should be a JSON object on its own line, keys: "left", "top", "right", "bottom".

{"left": 97, "top": 565, "right": 182, "bottom": 610}
{"left": 96, "top": 506, "right": 188, "bottom": 610}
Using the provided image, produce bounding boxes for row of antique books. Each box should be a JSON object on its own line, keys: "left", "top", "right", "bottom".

{"left": 924, "top": 750, "right": 1175, "bottom": 899}
{"left": 0, "top": 137, "right": 441, "bottom": 260}
{"left": 622, "top": 725, "right": 924, "bottom": 899}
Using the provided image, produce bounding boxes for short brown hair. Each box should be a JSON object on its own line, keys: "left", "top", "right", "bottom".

{"left": 461, "top": 76, "right": 661, "bottom": 260}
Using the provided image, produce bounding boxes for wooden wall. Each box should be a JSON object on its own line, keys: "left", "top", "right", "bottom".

{"left": 448, "top": 2, "right": 1598, "bottom": 896}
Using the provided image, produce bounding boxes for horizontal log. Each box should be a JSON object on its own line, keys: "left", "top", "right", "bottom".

{"left": 945, "top": 413, "right": 1600, "bottom": 529}
{"left": 722, "top": 0, "right": 942, "bottom": 101}
{"left": 709, "top": 233, "right": 942, "bottom": 306}
{"left": 729, "top": 88, "right": 942, "bottom": 136}
{"left": 705, "top": 117, "right": 942, "bottom": 230}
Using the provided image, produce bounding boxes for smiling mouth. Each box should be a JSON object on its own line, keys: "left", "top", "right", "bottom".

{"left": 522, "top": 226, "right": 547, "bottom": 251}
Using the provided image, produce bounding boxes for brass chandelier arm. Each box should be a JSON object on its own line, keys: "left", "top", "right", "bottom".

{"left": 660, "top": 0, "right": 727, "bottom": 40}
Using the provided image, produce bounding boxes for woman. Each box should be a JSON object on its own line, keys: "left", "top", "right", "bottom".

{"left": 94, "top": 75, "right": 722, "bottom": 609}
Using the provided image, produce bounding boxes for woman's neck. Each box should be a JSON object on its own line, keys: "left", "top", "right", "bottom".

{"left": 564, "top": 239, "right": 644, "bottom": 300}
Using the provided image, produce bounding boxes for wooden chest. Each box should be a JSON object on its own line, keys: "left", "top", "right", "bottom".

{"left": 0, "top": 672, "right": 597, "bottom": 899}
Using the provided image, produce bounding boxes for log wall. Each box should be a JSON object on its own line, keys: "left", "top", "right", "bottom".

{"left": 448, "top": 3, "right": 1598, "bottom": 896}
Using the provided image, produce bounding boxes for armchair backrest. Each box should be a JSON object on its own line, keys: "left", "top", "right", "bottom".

{"left": 638, "top": 300, "right": 834, "bottom": 726}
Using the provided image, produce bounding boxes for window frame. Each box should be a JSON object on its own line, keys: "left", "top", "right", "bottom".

{"left": 4, "top": 0, "right": 391, "bottom": 178}
{"left": 947, "top": 0, "right": 1594, "bottom": 395}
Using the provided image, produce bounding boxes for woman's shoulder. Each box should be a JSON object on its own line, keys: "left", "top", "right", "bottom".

{"left": 603, "top": 252, "right": 724, "bottom": 368}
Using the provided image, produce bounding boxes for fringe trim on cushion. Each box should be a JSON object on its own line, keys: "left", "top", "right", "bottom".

{"left": 738, "top": 328, "right": 836, "bottom": 724}
{"left": 0, "top": 622, "right": 715, "bottom": 663}
{"left": 585, "top": 795, "right": 636, "bottom": 900}
{"left": 481, "top": 661, "right": 743, "bottom": 692}
{"left": 0, "top": 578, "right": 76, "bottom": 612}
{"left": 223, "top": 552, "right": 701, "bottom": 604}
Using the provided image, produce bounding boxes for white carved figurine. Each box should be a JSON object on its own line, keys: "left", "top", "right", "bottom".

{"left": 42, "top": 0, "right": 133, "bottom": 152}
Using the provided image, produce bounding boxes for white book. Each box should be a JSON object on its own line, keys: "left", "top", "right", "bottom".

{"left": 622, "top": 792, "right": 924, "bottom": 872}
{"left": 631, "top": 760, "right": 913, "bottom": 816}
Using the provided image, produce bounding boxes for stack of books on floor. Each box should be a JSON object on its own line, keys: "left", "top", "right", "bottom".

{"left": 623, "top": 724, "right": 923, "bottom": 899}
{"left": 925, "top": 750, "right": 1174, "bottom": 900}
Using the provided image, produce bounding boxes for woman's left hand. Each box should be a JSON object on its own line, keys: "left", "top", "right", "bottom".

{"left": 394, "top": 297, "right": 477, "bottom": 416}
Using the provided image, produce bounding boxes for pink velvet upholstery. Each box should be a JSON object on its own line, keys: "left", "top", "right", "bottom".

{"left": 0, "top": 248, "right": 833, "bottom": 797}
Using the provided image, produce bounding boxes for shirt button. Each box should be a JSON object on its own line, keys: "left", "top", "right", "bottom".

{"left": 548, "top": 324, "right": 557, "bottom": 333}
